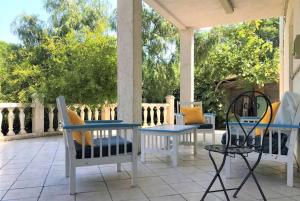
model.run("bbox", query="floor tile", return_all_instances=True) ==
[11,179,45,189]
[149,195,185,201]
[140,184,177,198]
[40,185,69,197]
[76,191,112,201]
[2,187,42,200]
[38,194,75,201]
[110,187,147,201]
[170,182,204,194]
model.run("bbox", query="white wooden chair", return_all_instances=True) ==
[56,96,139,194]
[175,101,216,144]
[225,93,300,187]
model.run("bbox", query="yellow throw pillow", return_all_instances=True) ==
[181,106,205,125]
[67,110,92,145]
[255,102,280,136]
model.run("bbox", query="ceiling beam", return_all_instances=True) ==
[144,0,187,30]
[219,0,234,14]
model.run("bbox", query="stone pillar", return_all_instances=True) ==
[293,0,300,95]
[180,28,194,102]
[279,17,285,99]
[165,95,175,124]
[283,12,294,93]
[117,0,142,124]
[32,99,44,134]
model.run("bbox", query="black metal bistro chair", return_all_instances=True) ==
[201,91,272,201]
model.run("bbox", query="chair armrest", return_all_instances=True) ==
[85,120,123,124]
[63,123,140,131]
[175,113,185,125]
[226,122,300,129]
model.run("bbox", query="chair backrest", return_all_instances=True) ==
[56,96,75,150]
[225,91,272,150]
[56,96,70,127]
[177,101,202,113]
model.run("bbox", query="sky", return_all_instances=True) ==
[0,0,117,44]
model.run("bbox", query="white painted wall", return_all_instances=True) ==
[293,0,300,94]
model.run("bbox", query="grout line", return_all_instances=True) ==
[0,140,48,201]
[36,138,61,201]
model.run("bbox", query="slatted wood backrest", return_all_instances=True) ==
[177,101,202,113]
[56,96,76,153]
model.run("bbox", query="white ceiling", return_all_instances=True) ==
[144,0,287,30]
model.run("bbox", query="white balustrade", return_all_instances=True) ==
[48,106,55,132]
[143,106,148,127]
[80,106,85,121]
[0,103,34,136]
[0,95,175,137]
[7,108,15,136]
[19,107,27,134]
[95,108,99,120]
[141,103,170,127]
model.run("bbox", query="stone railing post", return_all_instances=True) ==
[165,95,175,125]
[101,106,111,120]
[48,106,55,132]
[7,108,15,136]
[19,107,27,134]
[32,99,44,134]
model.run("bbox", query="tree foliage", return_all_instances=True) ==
[194,19,279,123]
[142,5,179,102]
[1,0,116,104]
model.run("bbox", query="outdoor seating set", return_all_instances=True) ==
[57,91,300,201]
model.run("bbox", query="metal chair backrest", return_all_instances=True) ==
[225,91,272,152]
[177,101,202,113]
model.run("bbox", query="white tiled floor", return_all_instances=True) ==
[1,135,300,201]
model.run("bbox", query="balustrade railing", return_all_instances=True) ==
[0,96,174,138]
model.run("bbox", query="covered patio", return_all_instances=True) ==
[2,135,300,201]
[117,0,299,124]
[1,0,300,200]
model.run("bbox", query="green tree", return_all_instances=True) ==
[1,0,116,104]
[142,5,179,102]
[194,18,279,124]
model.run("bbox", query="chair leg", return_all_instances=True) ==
[131,158,138,187]
[65,148,69,177]
[233,155,266,201]
[69,165,76,194]
[212,129,215,144]
[117,163,122,172]
[203,132,206,145]
[287,158,294,187]
[201,152,230,201]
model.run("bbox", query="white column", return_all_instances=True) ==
[293,0,300,95]
[32,99,44,134]
[283,9,294,93]
[279,17,284,99]
[180,28,194,102]
[117,0,142,124]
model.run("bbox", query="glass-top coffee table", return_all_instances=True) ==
[140,125,198,167]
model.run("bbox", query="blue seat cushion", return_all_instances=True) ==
[193,124,213,129]
[221,132,289,155]
[74,136,132,159]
